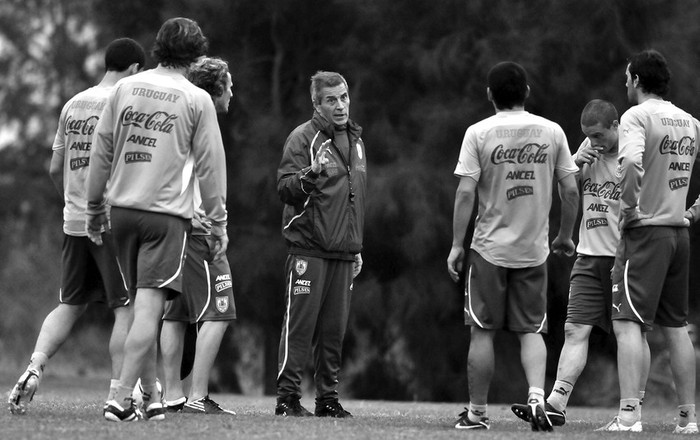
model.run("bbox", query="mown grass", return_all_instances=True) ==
[0,374,689,440]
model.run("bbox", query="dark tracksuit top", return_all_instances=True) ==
[276,111,367,401]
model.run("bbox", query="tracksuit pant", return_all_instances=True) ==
[277,254,353,403]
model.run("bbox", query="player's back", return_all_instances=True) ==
[56,85,112,236]
[95,66,224,220]
[619,99,698,227]
[466,111,576,268]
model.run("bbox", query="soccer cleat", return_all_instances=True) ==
[595,416,642,432]
[673,422,699,434]
[165,397,187,413]
[183,396,235,415]
[454,408,490,430]
[275,395,313,417]
[142,401,166,421]
[103,399,140,422]
[314,400,352,418]
[511,401,566,426]
[8,369,41,415]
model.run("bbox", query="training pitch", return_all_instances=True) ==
[0,374,689,439]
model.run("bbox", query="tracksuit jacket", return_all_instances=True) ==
[277,111,367,260]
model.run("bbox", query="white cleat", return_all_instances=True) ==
[595,416,642,432]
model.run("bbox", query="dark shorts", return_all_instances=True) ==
[566,255,614,333]
[110,207,189,299]
[611,226,689,327]
[464,250,548,333]
[163,235,236,323]
[60,234,129,309]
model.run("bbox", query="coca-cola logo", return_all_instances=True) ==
[491,143,549,165]
[120,106,177,134]
[659,135,695,156]
[581,178,621,200]
[64,115,98,136]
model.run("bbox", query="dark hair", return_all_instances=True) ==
[151,17,208,68]
[105,38,145,72]
[487,62,528,109]
[580,99,618,128]
[628,49,671,97]
[188,57,230,97]
[310,71,348,105]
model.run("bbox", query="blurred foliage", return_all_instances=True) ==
[2,0,700,403]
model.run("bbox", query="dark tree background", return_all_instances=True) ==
[1,0,699,405]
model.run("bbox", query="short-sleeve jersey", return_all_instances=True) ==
[618,99,699,227]
[88,66,227,231]
[454,110,578,268]
[52,85,111,236]
[575,138,620,256]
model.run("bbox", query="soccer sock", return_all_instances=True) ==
[528,386,545,405]
[107,379,120,401]
[114,385,133,408]
[468,403,487,422]
[678,404,696,426]
[547,380,574,411]
[618,398,641,425]
[28,352,48,376]
[141,382,160,405]
[638,390,645,418]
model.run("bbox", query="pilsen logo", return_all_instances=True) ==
[581,178,621,200]
[70,157,89,170]
[491,143,549,165]
[659,135,696,156]
[64,115,98,136]
[506,186,533,200]
[586,217,609,229]
[120,106,177,133]
[124,151,152,163]
[669,177,689,191]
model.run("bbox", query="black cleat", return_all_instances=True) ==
[275,395,313,417]
[314,399,353,418]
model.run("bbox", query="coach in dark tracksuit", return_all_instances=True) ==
[275,71,366,418]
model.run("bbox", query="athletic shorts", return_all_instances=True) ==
[464,250,548,333]
[110,207,189,299]
[611,226,689,328]
[60,234,129,309]
[163,234,236,323]
[566,255,614,333]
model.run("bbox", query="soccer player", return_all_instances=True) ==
[86,18,228,422]
[7,38,145,415]
[598,50,698,433]
[447,61,579,431]
[159,56,236,415]
[275,71,366,418]
[511,99,650,427]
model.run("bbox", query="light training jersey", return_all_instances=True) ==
[574,138,620,257]
[454,110,578,268]
[618,99,700,228]
[88,66,227,234]
[52,85,112,236]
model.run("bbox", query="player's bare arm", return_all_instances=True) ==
[552,173,579,257]
[448,177,477,282]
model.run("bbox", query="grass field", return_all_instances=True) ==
[0,374,690,440]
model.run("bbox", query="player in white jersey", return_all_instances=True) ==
[511,100,649,428]
[447,61,579,431]
[598,50,698,434]
[7,38,145,415]
[160,57,236,415]
[87,18,228,422]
